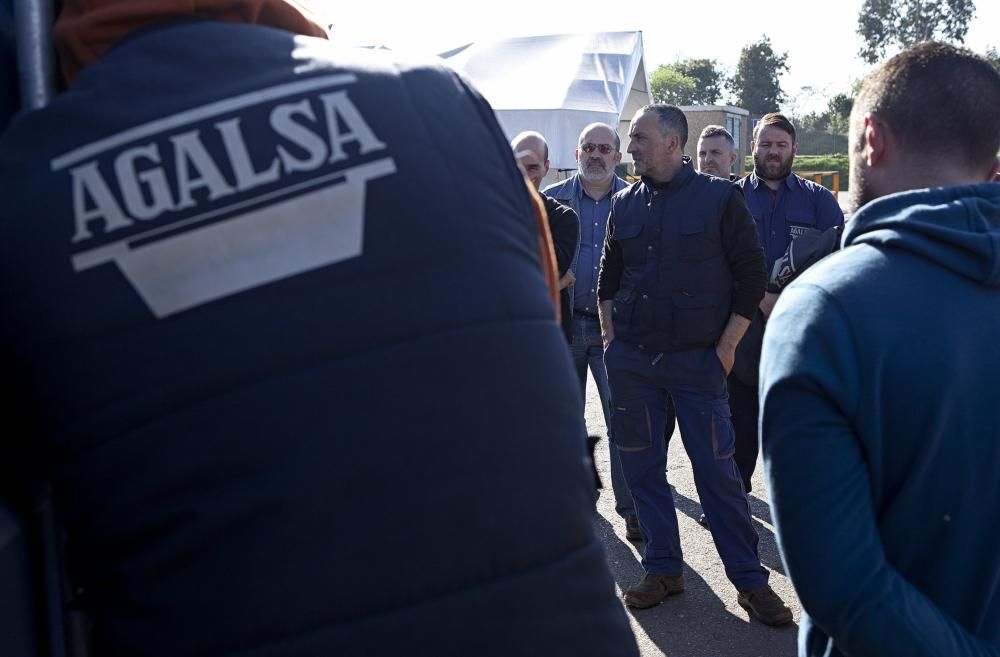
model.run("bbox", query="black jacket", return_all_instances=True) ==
[543,193,580,341]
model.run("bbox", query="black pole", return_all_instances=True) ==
[13,0,55,109]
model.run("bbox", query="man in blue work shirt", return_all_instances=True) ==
[543,123,638,536]
[733,113,843,493]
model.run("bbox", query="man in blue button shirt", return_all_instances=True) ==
[543,123,637,535]
[733,113,843,493]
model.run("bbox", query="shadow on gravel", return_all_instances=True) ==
[593,512,645,592]
[593,513,798,657]
[748,494,773,526]
[671,491,785,576]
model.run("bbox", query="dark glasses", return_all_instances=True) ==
[580,143,616,155]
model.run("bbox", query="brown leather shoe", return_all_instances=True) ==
[623,573,685,609]
[737,585,793,626]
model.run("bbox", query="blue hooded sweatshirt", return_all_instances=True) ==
[759,183,1000,657]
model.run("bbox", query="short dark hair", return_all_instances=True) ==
[639,104,689,148]
[853,42,1000,170]
[699,125,735,149]
[753,113,795,143]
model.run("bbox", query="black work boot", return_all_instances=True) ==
[737,585,794,626]
[623,573,685,609]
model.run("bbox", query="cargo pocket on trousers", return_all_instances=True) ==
[710,400,735,459]
[610,401,652,452]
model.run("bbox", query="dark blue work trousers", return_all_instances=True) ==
[604,339,768,591]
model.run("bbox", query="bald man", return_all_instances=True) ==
[512,131,580,340]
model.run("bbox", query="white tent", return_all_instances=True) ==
[441,31,651,172]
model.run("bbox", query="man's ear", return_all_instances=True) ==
[750,140,757,154]
[729,151,738,167]
[543,160,550,177]
[791,141,799,157]
[864,112,887,167]
[614,151,623,164]
[669,133,682,155]
[575,149,581,162]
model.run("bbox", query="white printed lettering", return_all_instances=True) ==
[216,117,282,191]
[171,130,236,210]
[271,99,329,173]
[115,143,176,220]
[71,162,134,242]
[320,90,387,163]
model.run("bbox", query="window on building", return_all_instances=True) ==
[725,115,743,173]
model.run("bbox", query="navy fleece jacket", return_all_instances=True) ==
[760,184,1000,657]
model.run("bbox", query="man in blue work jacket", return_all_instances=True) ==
[733,113,843,493]
[598,104,792,625]
[543,123,636,533]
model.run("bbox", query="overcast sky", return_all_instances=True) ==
[302,0,998,115]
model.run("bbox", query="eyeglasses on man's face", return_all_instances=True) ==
[580,143,616,155]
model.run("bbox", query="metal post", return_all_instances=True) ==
[13,0,55,109]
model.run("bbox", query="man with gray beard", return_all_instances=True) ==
[544,123,638,537]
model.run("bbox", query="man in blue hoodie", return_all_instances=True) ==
[760,42,1000,657]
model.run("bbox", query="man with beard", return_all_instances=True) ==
[697,125,739,180]
[732,113,843,495]
[512,131,580,341]
[543,123,640,536]
[759,42,1000,656]
[599,105,792,625]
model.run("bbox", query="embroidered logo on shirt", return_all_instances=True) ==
[787,223,815,239]
[53,73,395,318]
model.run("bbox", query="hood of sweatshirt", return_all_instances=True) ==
[844,183,1000,287]
[54,0,327,85]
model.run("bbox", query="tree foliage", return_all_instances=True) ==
[791,92,853,155]
[672,59,725,105]
[825,93,854,135]
[857,0,977,64]
[728,37,788,118]
[986,46,1000,72]
[649,59,726,106]
[649,65,697,105]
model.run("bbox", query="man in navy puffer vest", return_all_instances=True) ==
[599,105,791,625]
[0,1,639,655]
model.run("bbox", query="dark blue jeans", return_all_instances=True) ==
[603,340,768,591]
[569,314,634,518]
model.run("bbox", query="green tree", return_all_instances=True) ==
[986,46,1000,72]
[857,0,976,64]
[825,93,854,135]
[728,37,788,118]
[649,65,697,105]
[672,58,726,105]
